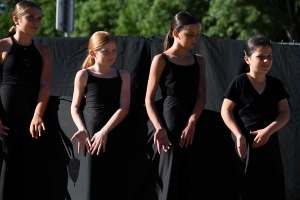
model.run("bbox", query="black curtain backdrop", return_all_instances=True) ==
[0,34,299,200]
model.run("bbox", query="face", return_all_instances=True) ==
[92,41,117,66]
[14,7,42,36]
[174,24,200,49]
[245,45,273,74]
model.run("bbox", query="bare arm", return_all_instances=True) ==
[251,98,290,148]
[221,98,247,158]
[70,69,91,155]
[180,54,206,147]
[90,70,131,155]
[145,54,171,154]
[30,44,52,139]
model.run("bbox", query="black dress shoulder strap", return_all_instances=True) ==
[193,54,199,66]
[161,53,169,62]
[116,69,120,77]
[86,68,92,75]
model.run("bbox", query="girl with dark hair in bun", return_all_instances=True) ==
[221,34,290,200]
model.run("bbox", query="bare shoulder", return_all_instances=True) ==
[0,38,12,64]
[0,38,12,52]
[76,68,88,78]
[118,69,130,80]
[195,53,205,67]
[152,53,166,64]
[34,42,51,58]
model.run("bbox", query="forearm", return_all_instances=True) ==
[187,94,206,125]
[33,84,50,118]
[101,108,129,133]
[145,100,164,130]
[221,110,243,138]
[265,111,290,136]
[71,108,86,131]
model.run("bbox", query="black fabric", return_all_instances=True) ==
[0,34,299,200]
[81,68,126,199]
[223,73,288,200]
[0,38,68,200]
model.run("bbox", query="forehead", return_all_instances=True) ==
[100,41,116,49]
[22,7,42,16]
[182,24,200,32]
[253,45,272,54]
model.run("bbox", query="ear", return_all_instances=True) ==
[12,16,19,25]
[244,55,250,65]
[89,50,95,57]
[173,29,179,38]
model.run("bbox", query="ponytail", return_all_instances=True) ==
[81,55,95,69]
[163,30,174,51]
[7,26,16,37]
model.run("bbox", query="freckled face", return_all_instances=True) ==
[245,45,273,74]
[94,41,117,66]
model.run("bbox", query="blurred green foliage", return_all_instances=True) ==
[0,0,299,42]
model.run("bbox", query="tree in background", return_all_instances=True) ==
[115,0,209,37]
[202,0,299,42]
[0,0,299,42]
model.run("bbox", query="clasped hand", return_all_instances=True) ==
[71,129,108,156]
[250,128,270,148]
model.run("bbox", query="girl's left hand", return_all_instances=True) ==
[90,130,108,155]
[30,115,45,139]
[250,129,270,148]
[179,123,195,148]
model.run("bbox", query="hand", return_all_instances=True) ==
[154,128,171,154]
[236,134,247,158]
[30,115,45,139]
[250,129,270,148]
[90,130,108,155]
[179,123,195,148]
[0,119,9,140]
[71,129,91,156]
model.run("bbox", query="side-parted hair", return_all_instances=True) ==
[82,31,116,69]
[7,0,42,37]
[164,11,199,51]
[238,34,272,74]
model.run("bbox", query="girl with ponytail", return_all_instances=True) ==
[145,11,206,199]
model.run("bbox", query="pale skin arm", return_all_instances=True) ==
[29,44,52,139]
[251,98,290,148]
[90,70,131,155]
[70,69,91,156]
[221,98,247,158]
[179,54,206,148]
[0,39,11,139]
[145,54,171,154]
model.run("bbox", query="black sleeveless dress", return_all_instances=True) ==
[79,69,127,199]
[146,53,200,200]
[0,37,67,200]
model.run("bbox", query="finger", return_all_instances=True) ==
[2,125,9,130]
[38,127,42,137]
[87,140,92,148]
[41,123,46,131]
[97,145,101,155]
[77,142,81,154]
[85,144,91,153]
[157,143,161,154]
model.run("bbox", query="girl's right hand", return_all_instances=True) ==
[0,119,9,140]
[236,134,247,158]
[71,129,91,156]
[154,128,172,154]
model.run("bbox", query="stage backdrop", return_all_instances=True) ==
[1,34,300,200]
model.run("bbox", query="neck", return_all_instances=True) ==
[93,64,111,73]
[13,32,32,46]
[169,44,190,57]
[247,72,266,83]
